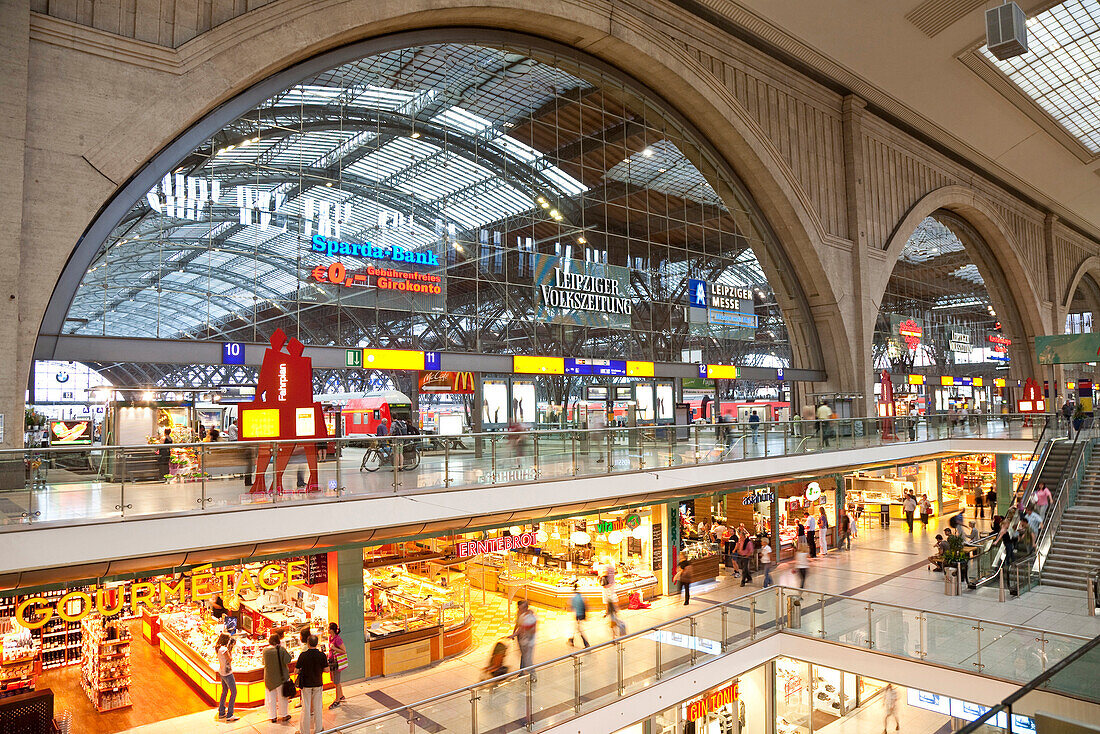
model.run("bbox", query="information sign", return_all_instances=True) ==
[222,342,245,365]
[651,523,663,570]
[305,554,328,586]
[564,358,626,376]
[345,349,362,367]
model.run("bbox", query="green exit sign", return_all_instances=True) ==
[345,349,363,367]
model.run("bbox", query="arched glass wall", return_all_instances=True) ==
[63,42,805,373]
[871,213,1007,378]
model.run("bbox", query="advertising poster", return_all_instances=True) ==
[533,253,633,329]
[636,384,654,421]
[1035,333,1100,364]
[657,384,674,420]
[512,382,536,424]
[49,419,93,446]
[482,382,508,425]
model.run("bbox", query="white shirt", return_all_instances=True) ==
[806,515,817,532]
[816,405,832,420]
[760,546,772,564]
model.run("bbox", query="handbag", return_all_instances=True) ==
[333,649,349,672]
[278,648,296,698]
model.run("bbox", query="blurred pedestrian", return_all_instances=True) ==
[511,600,537,669]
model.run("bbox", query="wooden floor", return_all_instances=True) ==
[42,620,209,734]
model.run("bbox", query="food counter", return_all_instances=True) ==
[466,558,657,609]
[157,612,328,708]
[681,540,721,582]
[364,568,473,675]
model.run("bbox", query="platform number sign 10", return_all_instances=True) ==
[222,341,245,366]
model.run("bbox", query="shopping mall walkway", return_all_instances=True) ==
[120,522,1100,734]
[3,418,1040,526]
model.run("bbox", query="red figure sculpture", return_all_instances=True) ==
[238,329,328,493]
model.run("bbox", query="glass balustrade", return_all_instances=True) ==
[0,414,1047,528]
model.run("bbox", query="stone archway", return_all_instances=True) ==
[876,185,1050,375]
[25,5,858,392]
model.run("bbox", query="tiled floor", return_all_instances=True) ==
[116,522,1099,734]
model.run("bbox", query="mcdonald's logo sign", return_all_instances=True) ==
[419,370,477,394]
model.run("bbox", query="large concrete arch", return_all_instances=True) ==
[25,0,856,396]
[874,185,1050,375]
[1062,256,1100,315]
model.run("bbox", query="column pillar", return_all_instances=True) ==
[842,95,877,410]
[330,549,365,680]
[1043,213,1065,398]
[995,454,1014,516]
[0,0,29,447]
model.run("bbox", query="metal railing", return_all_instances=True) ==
[316,584,1089,734]
[0,413,1047,530]
[955,631,1100,733]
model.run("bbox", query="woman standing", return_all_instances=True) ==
[817,506,829,556]
[262,633,292,723]
[327,622,348,708]
[215,633,238,722]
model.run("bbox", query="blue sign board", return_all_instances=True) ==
[564,358,626,376]
[688,279,708,308]
[776,368,784,382]
[222,342,245,365]
[424,351,441,370]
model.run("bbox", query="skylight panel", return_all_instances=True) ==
[979,0,1100,154]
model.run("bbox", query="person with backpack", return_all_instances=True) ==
[735,530,755,586]
[568,583,589,648]
[390,416,408,470]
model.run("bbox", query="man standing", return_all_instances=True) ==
[748,410,761,445]
[839,507,852,550]
[511,600,537,669]
[805,511,818,558]
[903,492,917,533]
[816,402,833,446]
[735,530,755,586]
[295,635,328,734]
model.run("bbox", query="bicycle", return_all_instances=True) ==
[360,440,422,472]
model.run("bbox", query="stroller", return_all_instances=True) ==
[482,637,511,680]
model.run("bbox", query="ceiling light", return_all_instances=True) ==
[540,201,550,209]
[549,209,560,218]
[325,182,333,187]
[239,138,251,148]
[577,237,587,244]
[642,148,654,157]
[142,391,154,401]
[410,131,421,139]
[657,168,667,173]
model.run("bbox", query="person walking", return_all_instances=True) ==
[759,539,773,588]
[986,488,997,518]
[805,511,818,558]
[839,508,852,551]
[748,410,761,445]
[511,600,538,669]
[158,427,173,481]
[975,488,985,519]
[1034,483,1052,520]
[903,492,917,533]
[327,622,348,709]
[918,494,932,528]
[568,583,590,648]
[295,635,328,734]
[262,633,292,723]
[215,633,238,722]
[675,560,693,605]
[735,530,755,586]
[817,506,829,556]
[795,541,810,589]
[883,683,900,732]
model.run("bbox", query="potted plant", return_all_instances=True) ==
[941,534,968,594]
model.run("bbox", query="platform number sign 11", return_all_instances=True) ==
[222,341,245,366]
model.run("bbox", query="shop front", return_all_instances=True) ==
[941,454,996,515]
[0,555,339,731]
[774,477,840,560]
[845,461,939,523]
[639,656,885,734]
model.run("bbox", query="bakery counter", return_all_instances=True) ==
[365,617,474,676]
[515,576,658,611]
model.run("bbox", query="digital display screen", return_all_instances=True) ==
[49,420,93,445]
[564,358,626,376]
[614,386,633,401]
[363,349,425,371]
[586,386,608,401]
[513,355,565,374]
[295,408,316,437]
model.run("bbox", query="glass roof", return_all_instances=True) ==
[61,42,795,372]
[980,0,1100,154]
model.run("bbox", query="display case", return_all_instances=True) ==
[364,568,473,674]
[467,553,657,609]
[681,540,721,582]
[79,616,132,712]
[157,609,323,708]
